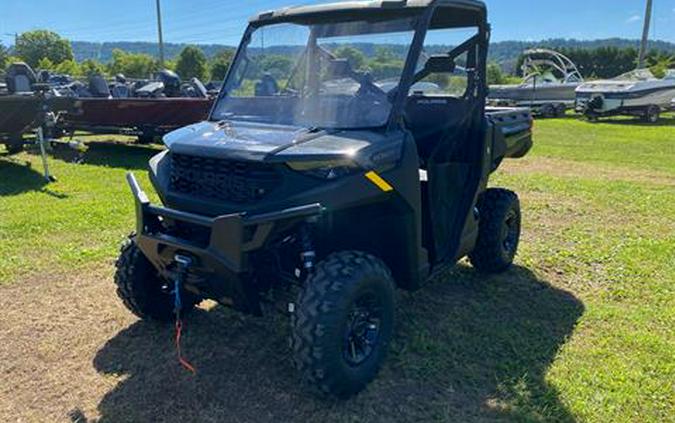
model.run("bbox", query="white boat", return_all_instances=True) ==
[575,69,675,123]
[488,49,584,117]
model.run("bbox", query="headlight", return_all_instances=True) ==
[287,159,361,179]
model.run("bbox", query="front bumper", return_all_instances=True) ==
[126,172,322,312]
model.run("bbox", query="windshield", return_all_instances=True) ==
[613,69,656,81]
[212,18,417,129]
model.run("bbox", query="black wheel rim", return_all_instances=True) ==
[343,292,382,367]
[501,208,519,256]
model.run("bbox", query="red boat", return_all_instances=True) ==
[59,97,214,142]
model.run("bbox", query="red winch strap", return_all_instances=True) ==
[175,318,196,374]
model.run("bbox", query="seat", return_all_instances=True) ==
[89,75,111,98]
[5,62,37,94]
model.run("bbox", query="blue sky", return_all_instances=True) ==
[1,0,674,47]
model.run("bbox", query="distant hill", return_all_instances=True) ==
[71,38,675,73]
[70,41,235,63]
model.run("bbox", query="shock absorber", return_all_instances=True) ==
[299,220,317,273]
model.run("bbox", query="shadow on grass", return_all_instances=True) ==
[571,113,675,127]
[0,156,49,196]
[47,140,162,171]
[90,265,583,422]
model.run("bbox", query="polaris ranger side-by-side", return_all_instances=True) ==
[115,0,533,398]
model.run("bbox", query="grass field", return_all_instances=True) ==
[0,114,673,422]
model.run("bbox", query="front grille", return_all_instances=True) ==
[169,153,281,204]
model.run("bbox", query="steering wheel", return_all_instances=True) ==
[355,73,388,99]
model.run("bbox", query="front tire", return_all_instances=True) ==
[114,234,199,321]
[292,251,395,398]
[469,188,521,273]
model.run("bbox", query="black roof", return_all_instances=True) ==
[250,0,487,27]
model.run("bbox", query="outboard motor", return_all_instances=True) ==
[115,73,127,84]
[89,74,111,98]
[5,62,37,94]
[37,70,51,83]
[157,69,181,97]
[189,77,208,98]
[135,81,165,98]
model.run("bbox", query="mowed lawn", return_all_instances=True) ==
[0,115,673,422]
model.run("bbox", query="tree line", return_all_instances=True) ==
[1,30,673,85]
[0,30,235,82]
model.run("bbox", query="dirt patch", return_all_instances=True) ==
[0,263,583,422]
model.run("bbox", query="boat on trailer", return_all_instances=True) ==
[488,49,584,118]
[55,69,215,143]
[575,69,675,123]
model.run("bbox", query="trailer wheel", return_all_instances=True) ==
[4,133,24,154]
[114,234,199,321]
[643,105,660,124]
[541,103,556,118]
[469,188,521,273]
[555,103,567,117]
[291,251,395,398]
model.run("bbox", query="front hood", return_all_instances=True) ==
[163,120,384,162]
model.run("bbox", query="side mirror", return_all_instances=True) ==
[424,55,456,74]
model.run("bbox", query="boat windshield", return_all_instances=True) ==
[212,18,417,129]
[613,69,656,81]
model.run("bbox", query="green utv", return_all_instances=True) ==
[116,0,533,398]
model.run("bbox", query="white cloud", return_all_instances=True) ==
[626,15,641,23]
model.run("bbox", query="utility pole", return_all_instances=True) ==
[3,32,18,47]
[637,0,653,69]
[155,0,165,68]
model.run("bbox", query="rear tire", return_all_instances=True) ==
[291,251,395,398]
[114,234,199,321]
[469,188,521,273]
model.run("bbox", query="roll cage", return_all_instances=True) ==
[213,0,490,131]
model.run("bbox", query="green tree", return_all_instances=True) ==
[487,62,506,85]
[54,59,79,76]
[259,54,293,80]
[210,49,235,81]
[0,43,7,70]
[108,49,159,79]
[15,30,73,69]
[80,59,107,77]
[373,46,396,63]
[334,46,367,70]
[37,57,55,71]
[646,50,674,78]
[175,45,208,80]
